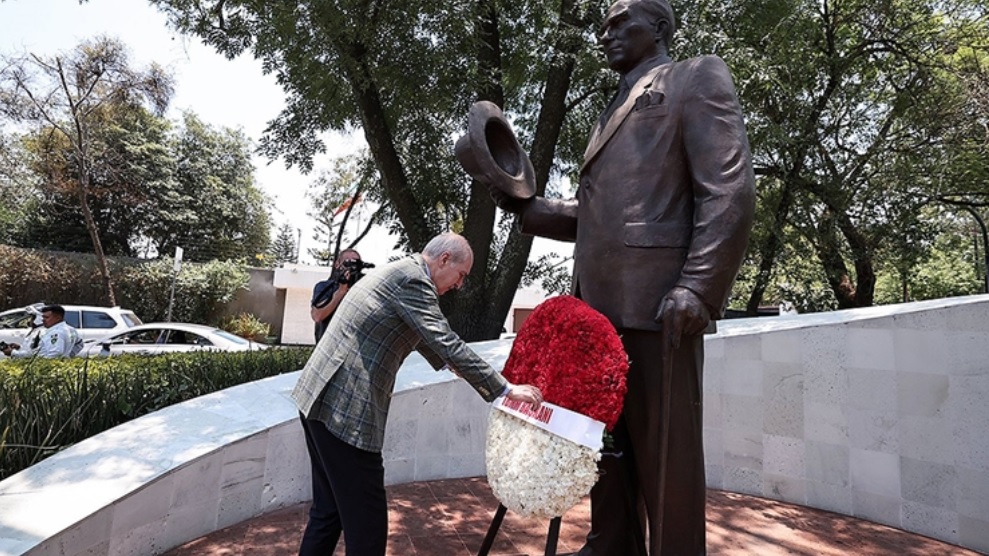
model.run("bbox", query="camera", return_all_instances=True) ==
[339,259,375,286]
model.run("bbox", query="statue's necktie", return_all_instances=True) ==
[599,77,631,129]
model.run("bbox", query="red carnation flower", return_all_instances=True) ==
[502,295,628,430]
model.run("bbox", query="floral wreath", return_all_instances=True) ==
[486,295,629,518]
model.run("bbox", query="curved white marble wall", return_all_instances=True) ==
[1,296,987,555]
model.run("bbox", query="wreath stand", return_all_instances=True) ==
[477,503,563,556]
[476,455,647,556]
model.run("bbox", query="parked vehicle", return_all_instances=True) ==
[0,304,143,346]
[78,323,267,357]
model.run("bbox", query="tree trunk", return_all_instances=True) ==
[79,189,116,306]
[746,182,794,314]
[449,0,585,341]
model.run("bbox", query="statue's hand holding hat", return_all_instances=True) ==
[455,101,536,211]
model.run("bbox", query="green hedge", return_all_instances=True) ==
[0,347,312,480]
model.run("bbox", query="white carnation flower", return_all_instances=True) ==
[485,409,600,519]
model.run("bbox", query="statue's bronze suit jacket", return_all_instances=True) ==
[521,55,756,330]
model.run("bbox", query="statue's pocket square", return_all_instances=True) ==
[633,91,668,116]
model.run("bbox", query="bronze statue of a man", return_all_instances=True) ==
[484,0,756,553]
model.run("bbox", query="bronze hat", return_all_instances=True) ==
[454,101,536,200]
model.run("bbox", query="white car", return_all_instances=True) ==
[79,323,267,357]
[0,304,142,346]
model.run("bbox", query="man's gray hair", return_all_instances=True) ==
[422,232,472,262]
[640,0,676,47]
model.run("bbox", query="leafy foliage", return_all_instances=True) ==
[0,347,312,480]
[0,245,250,326]
[0,36,174,305]
[220,312,273,342]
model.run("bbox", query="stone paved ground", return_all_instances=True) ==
[164,477,983,556]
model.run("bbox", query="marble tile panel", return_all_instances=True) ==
[66,539,110,556]
[158,498,219,554]
[945,301,989,331]
[702,427,723,467]
[220,434,268,492]
[384,458,416,486]
[704,336,725,360]
[383,419,417,460]
[415,455,453,482]
[724,334,761,361]
[846,328,896,371]
[898,415,954,466]
[847,408,898,453]
[891,305,948,330]
[763,435,804,478]
[170,455,222,509]
[901,457,957,510]
[50,505,112,556]
[957,467,989,520]
[447,453,485,479]
[703,354,725,396]
[949,375,989,472]
[110,475,174,537]
[849,448,899,498]
[805,480,852,515]
[705,464,724,489]
[848,367,896,413]
[804,401,848,445]
[107,517,167,556]
[388,388,423,421]
[851,490,901,530]
[901,501,959,545]
[415,417,451,458]
[702,393,723,429]
[801,343,850,407]
[804,441,849,487]
[946,330,989,376]
[897,372,949,418]
[762,363,803,439]
[417,384,453,420]
[722,359,763,397]
[722,466,761,496]
[262,422,309,508]
[893,328,949,375]
[216,477,263,530]
[958,514,989,556]
[761,329,803,364]
[762,473,806,504]
[723,428,762,471]
[722,394,763,431]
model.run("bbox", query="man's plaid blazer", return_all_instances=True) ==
[291,254,508,452]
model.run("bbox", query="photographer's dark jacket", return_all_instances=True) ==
[311,276,341,341]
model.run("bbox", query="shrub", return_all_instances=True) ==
[221,312,272,342]
[0,347,312,480]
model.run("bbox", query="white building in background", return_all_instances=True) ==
[272,264,549,345]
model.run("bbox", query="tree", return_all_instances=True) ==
[14,103,174,256]
[0,36,173,304]
[147,0,611,340]
[677,0,989,311]
[306,153,381,265]
[268,223,299,267]
[146,111,271,262]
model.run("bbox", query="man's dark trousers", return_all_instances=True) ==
[578,329,706,555]
[298,416,388,556]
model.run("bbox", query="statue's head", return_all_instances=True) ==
[599,0,676,73]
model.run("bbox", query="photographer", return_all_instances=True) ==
[310,249,366,342]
